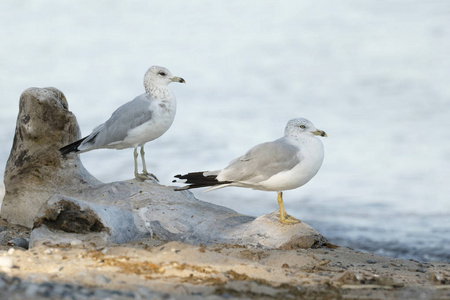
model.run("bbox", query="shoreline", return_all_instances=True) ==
[1,219,449,299]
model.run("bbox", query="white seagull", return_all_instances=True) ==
[60,66,185,181]
[174,118,327,224]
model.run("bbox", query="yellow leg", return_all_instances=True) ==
[277,192,286,222]
[277,192,301,224]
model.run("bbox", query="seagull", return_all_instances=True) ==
[173,118,327,224]
[60,66,185,181]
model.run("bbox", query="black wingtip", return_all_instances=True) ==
[59,144,79,156]
[59,136,87,156]
[172,171,231,191]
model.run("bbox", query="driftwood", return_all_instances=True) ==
[1,87,327,249]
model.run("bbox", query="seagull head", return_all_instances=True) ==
[284,118,327,139]
[144,66,185,92]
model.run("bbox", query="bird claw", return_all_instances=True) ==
[280,213,301,225]
[135,172,159,182]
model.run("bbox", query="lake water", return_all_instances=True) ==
[1,0,449,262]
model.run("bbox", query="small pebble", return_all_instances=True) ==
[70,240,82,246]
[7,237,29,249]
[0,257,13,270]
[366,260,377,264]
[416,268,426,273]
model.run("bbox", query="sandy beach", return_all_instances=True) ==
[1,218,449,299]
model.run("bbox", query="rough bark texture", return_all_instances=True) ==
[2,87,327,250]
[1,87,100,227]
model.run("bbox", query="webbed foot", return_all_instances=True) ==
[135,172,159,182]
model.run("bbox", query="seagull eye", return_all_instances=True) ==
[158,71,167,76]
[300,125,306,129]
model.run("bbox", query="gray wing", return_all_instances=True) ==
[80,94,153,149]
[217,138,301,183]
